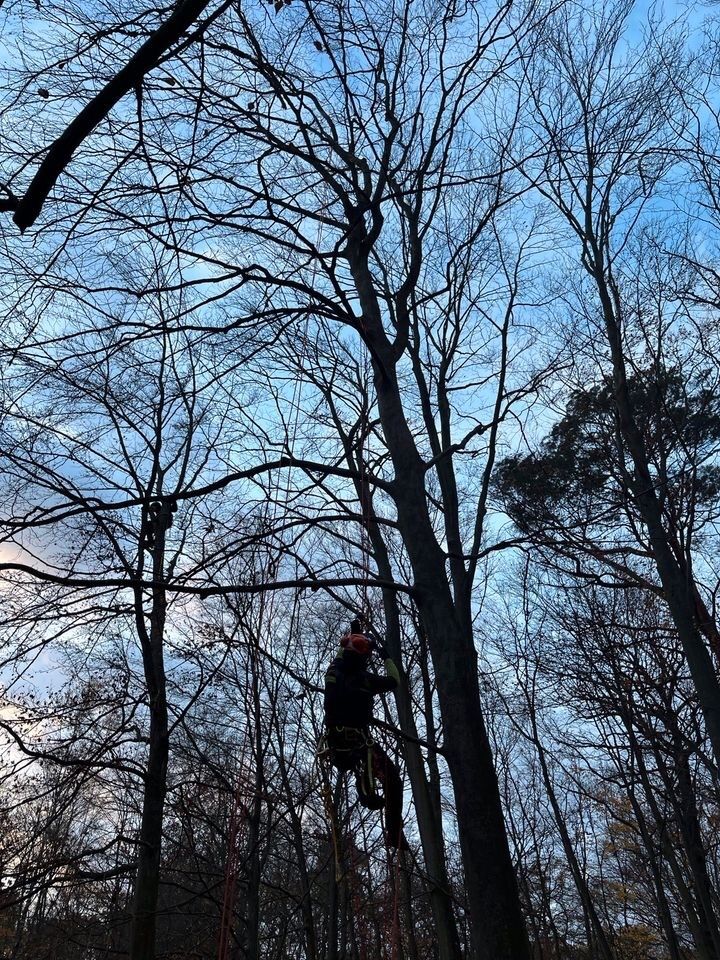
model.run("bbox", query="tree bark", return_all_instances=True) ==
[348,241,530,960]
[621,773,686,960]
[242,642,265,960]
[621,714,716,960]
[662,732,720,956]
[327,776,343,960]
[129,502,172,960]
[364,491,463,960]
[273,722,318,960]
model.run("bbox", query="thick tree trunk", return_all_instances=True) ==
[129,712,168,959]
[327,776,343,960]
[130,502,172,960]
[348,243,530,960]
[243,646,265,960]
[242,795,262,960]
[368,508,463,960]
[418,596,530,960]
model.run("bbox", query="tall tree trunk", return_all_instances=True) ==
[591,260,720,769]
[130,501,172,960]
[391,464,528,960]
[377,442,522,951]
[621,772,684,960]
[416,624,444,830]
[349,241,529,960]
[662,735,720,957]
[327,776,343,960]
[365,494,462,960]
[399,858,421,960]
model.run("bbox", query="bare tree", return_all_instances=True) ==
[508,0,720,767]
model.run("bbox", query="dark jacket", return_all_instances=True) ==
[324,649,399,729]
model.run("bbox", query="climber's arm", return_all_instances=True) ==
[367,657,400,693]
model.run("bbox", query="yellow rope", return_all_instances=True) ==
[316,742,342,883]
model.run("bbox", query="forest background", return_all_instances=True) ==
[1,0,720,958]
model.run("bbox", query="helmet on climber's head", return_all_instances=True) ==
[340,618,374,659]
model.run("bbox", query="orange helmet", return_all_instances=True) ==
[340,631,373,656]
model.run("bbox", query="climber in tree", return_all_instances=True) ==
[323,616,407,849]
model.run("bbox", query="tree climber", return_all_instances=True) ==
[323,617,408,849]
